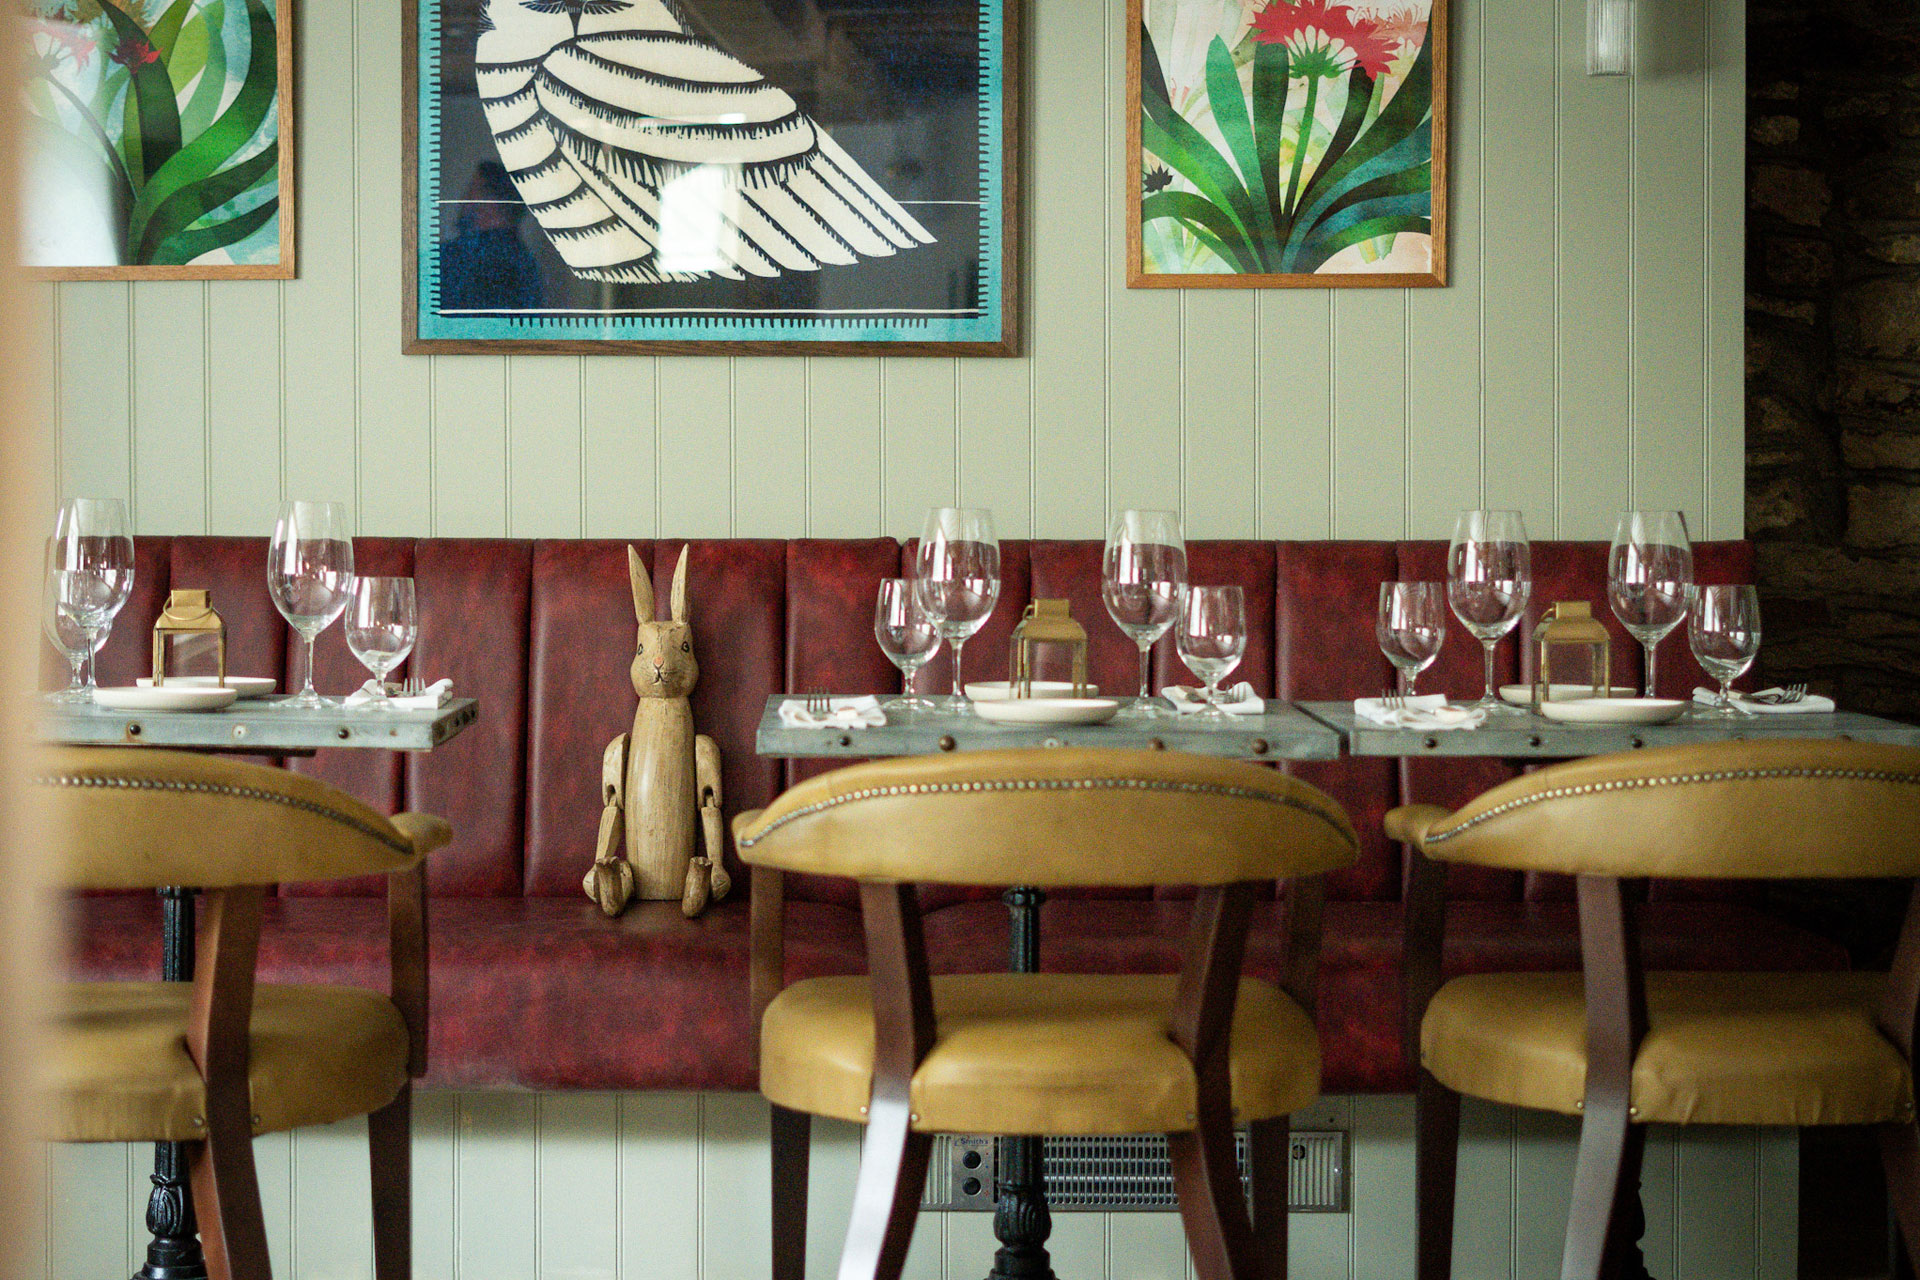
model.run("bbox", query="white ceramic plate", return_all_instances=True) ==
[972,698,1119,726]
[965,681,1099,702]
[136,675,276,698]
[95,686,240,712]
[1536,698,1688,726]
[1499,684,1638,705]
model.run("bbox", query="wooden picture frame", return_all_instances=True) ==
[21,0,295,281]
[402,0,1022,356]
[1126,0,1447,289]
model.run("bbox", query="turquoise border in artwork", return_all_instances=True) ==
[415,0,1004,346]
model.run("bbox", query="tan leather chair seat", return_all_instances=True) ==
[46,981,411,1144]
[1423,970,1915,1127]
[762,973,1320,1135]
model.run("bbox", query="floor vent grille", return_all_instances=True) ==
[922,1130,1347,1214]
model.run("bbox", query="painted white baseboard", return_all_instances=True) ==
[29,1093,1795,1280]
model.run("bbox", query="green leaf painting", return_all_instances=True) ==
[1134,0,1442,283]
[21,0,285,271]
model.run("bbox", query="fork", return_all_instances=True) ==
[400,676,426,698]
[806,690,832,716]
[1749,683,1808,706]
[1378,688,1406,713]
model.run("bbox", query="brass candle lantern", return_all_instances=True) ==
[151,590,227,687]
[1008,599,1089,698]
[1531,601,1611,707]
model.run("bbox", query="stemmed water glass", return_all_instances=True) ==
[914,508,1000,713]
[1689,585,1761,717]
[1176,586,1246,720]
[875,578,940,713]
[1608,511,1693,698]
[1447,510,1531,715]
[43,564,102,702]
[1103,509,1187,720]
[345,577,418,710]
[268,501,356,708]
[1378,582,1446,696]
[49,498,135,701]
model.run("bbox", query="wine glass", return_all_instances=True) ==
[49,498,134,700]
[345,577,418,711]
[268,501,355,708]
[874,578,941,713]
[1176,586,1246,720]
[1103,509,1187,720]
[1378,582,1446,696]
[1609,511,1694,698]
[42,565,102,702]
[1688,585,1761,717]
[914,508,1000,713]
[1447,510,1531,715]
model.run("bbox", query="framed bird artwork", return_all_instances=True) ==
[404,0,1021,355]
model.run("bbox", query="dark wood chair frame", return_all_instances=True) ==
[751,866,1329,1280]
[148,861,428,1280]
[1403,851,1920,1280]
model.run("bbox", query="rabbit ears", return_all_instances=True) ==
[627,545,690,625]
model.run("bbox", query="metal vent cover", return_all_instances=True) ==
[923,1130,1347,1214]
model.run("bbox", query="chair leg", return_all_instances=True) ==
[835,1096,932,1280]
[772,1104,812,1280]
[188,1109,272,1280]
[1880,1120,1920,1275]
[1170,1117,1258,1280]
[1561,1101,1637,1280]
[1246,1116,1289,1280]
[369,1084,412,1280]
[1415,1071,1461,1280]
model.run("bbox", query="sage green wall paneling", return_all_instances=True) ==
[1451,1099,1516,1279]
[1407,0,1485,536]
[45,1142,127,1278]
[1630,0,1710,522]
[433,358,509,536]
[537,1092,620,1278]
[583,360,658,539]
[618,1091,700,1279]
[508,358,585,538]
[1029,0,1110,541]
[957,361,1032,538]
[57,282,131,511]
[413,1090,459,1280]
[1477,0,1556,531]
[1705,0,1747,541]
[1107,1206,1190,1280]
[355,0,434,537]
[807,360,884,538]
[1255,292,1334,540]
[1286,1095,1353,1280]
[882,359,960,536]
[1756,1126,1799,1280]
[1554,0,1633,539]
[132,282,208,534]
[457,1092,540,1275]
[733,358,809,538]
[1509,1106,1580,1277]
[1349,1094,1418,1276]
[1183,293,1259,539]
[655,358,734,538]
[1640,1126,1680,1278]
[700,1092,773,1280]
[292,1116,374,1275]
[205,285,284,535]
[1676,1127,1759,1279]
[1331,292,1409,540]
[1047,1210,1108,1279]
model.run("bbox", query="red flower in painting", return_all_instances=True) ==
[1251,0,1397,77]
[108,35,160,68]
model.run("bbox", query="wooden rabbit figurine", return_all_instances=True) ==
[584,546,731,918]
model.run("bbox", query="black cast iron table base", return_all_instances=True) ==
[986,886,1054,1280]
[137,887,207,1279]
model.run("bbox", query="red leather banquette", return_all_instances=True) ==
[63,537,1844,1094]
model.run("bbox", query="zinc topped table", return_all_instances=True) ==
[40,695,479,1280]
[758,695,1339,1280]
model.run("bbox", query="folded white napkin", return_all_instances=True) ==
[1164,683,1265,715]
[778,695,886,730]
[344,678,453,710]
[1353,694,1487,731]
[1691,687,1836,715]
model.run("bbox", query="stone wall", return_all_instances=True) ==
[1748,0,1920,718]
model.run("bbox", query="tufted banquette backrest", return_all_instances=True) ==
[83,537,1752,905]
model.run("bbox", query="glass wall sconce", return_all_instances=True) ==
[1587,0,1632,75]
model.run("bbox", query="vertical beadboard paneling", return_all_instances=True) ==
[46,1142,128,1277]
[57,282,131,507]
[1754,1127,1798,1280]
[292,1117,375,1279]
[735,357,808,537]
[1182,294,1258,539]
[1675,1126,1759,1280]
[1349,1094,1417,1278]
[204,285,285,533]
[457,1093,540,1275]
[1047,1210,1108,1278]
[1509,1106,1579,1277]
[1477,0,1556,532]
[1451,1099,1515,1280]
[882,359,959,537]
[1703,0,1747,540]
[131,282,208,533]
[1640,1125,1680,1278]
[1330,293,1409,540]
[538,1093,620,1280]
[618,1092,700,1280]
[1107,1209,1189,1280]
[956,361,1031,537]
[253,1130,295,1271]
[1286,1096,1352,1280]
[434,358,510,536]
[583,359,658,538]
[1255,292,1334,540]
[508,358,585,538]
[414,1088,460,1280]
[700,1093,772,1280]
[806,360,883,537]
[655,358,734,537]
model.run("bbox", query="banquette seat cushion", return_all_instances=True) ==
[62,535,1847,1093]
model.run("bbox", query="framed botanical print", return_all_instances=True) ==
[1127,0,1446,288]
[404,0,1020,355]
[21,0,294,279]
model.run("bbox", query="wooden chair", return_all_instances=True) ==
[1390,738,1920,1280]
[735,747,1358,1280]
[37,746,452,1280]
